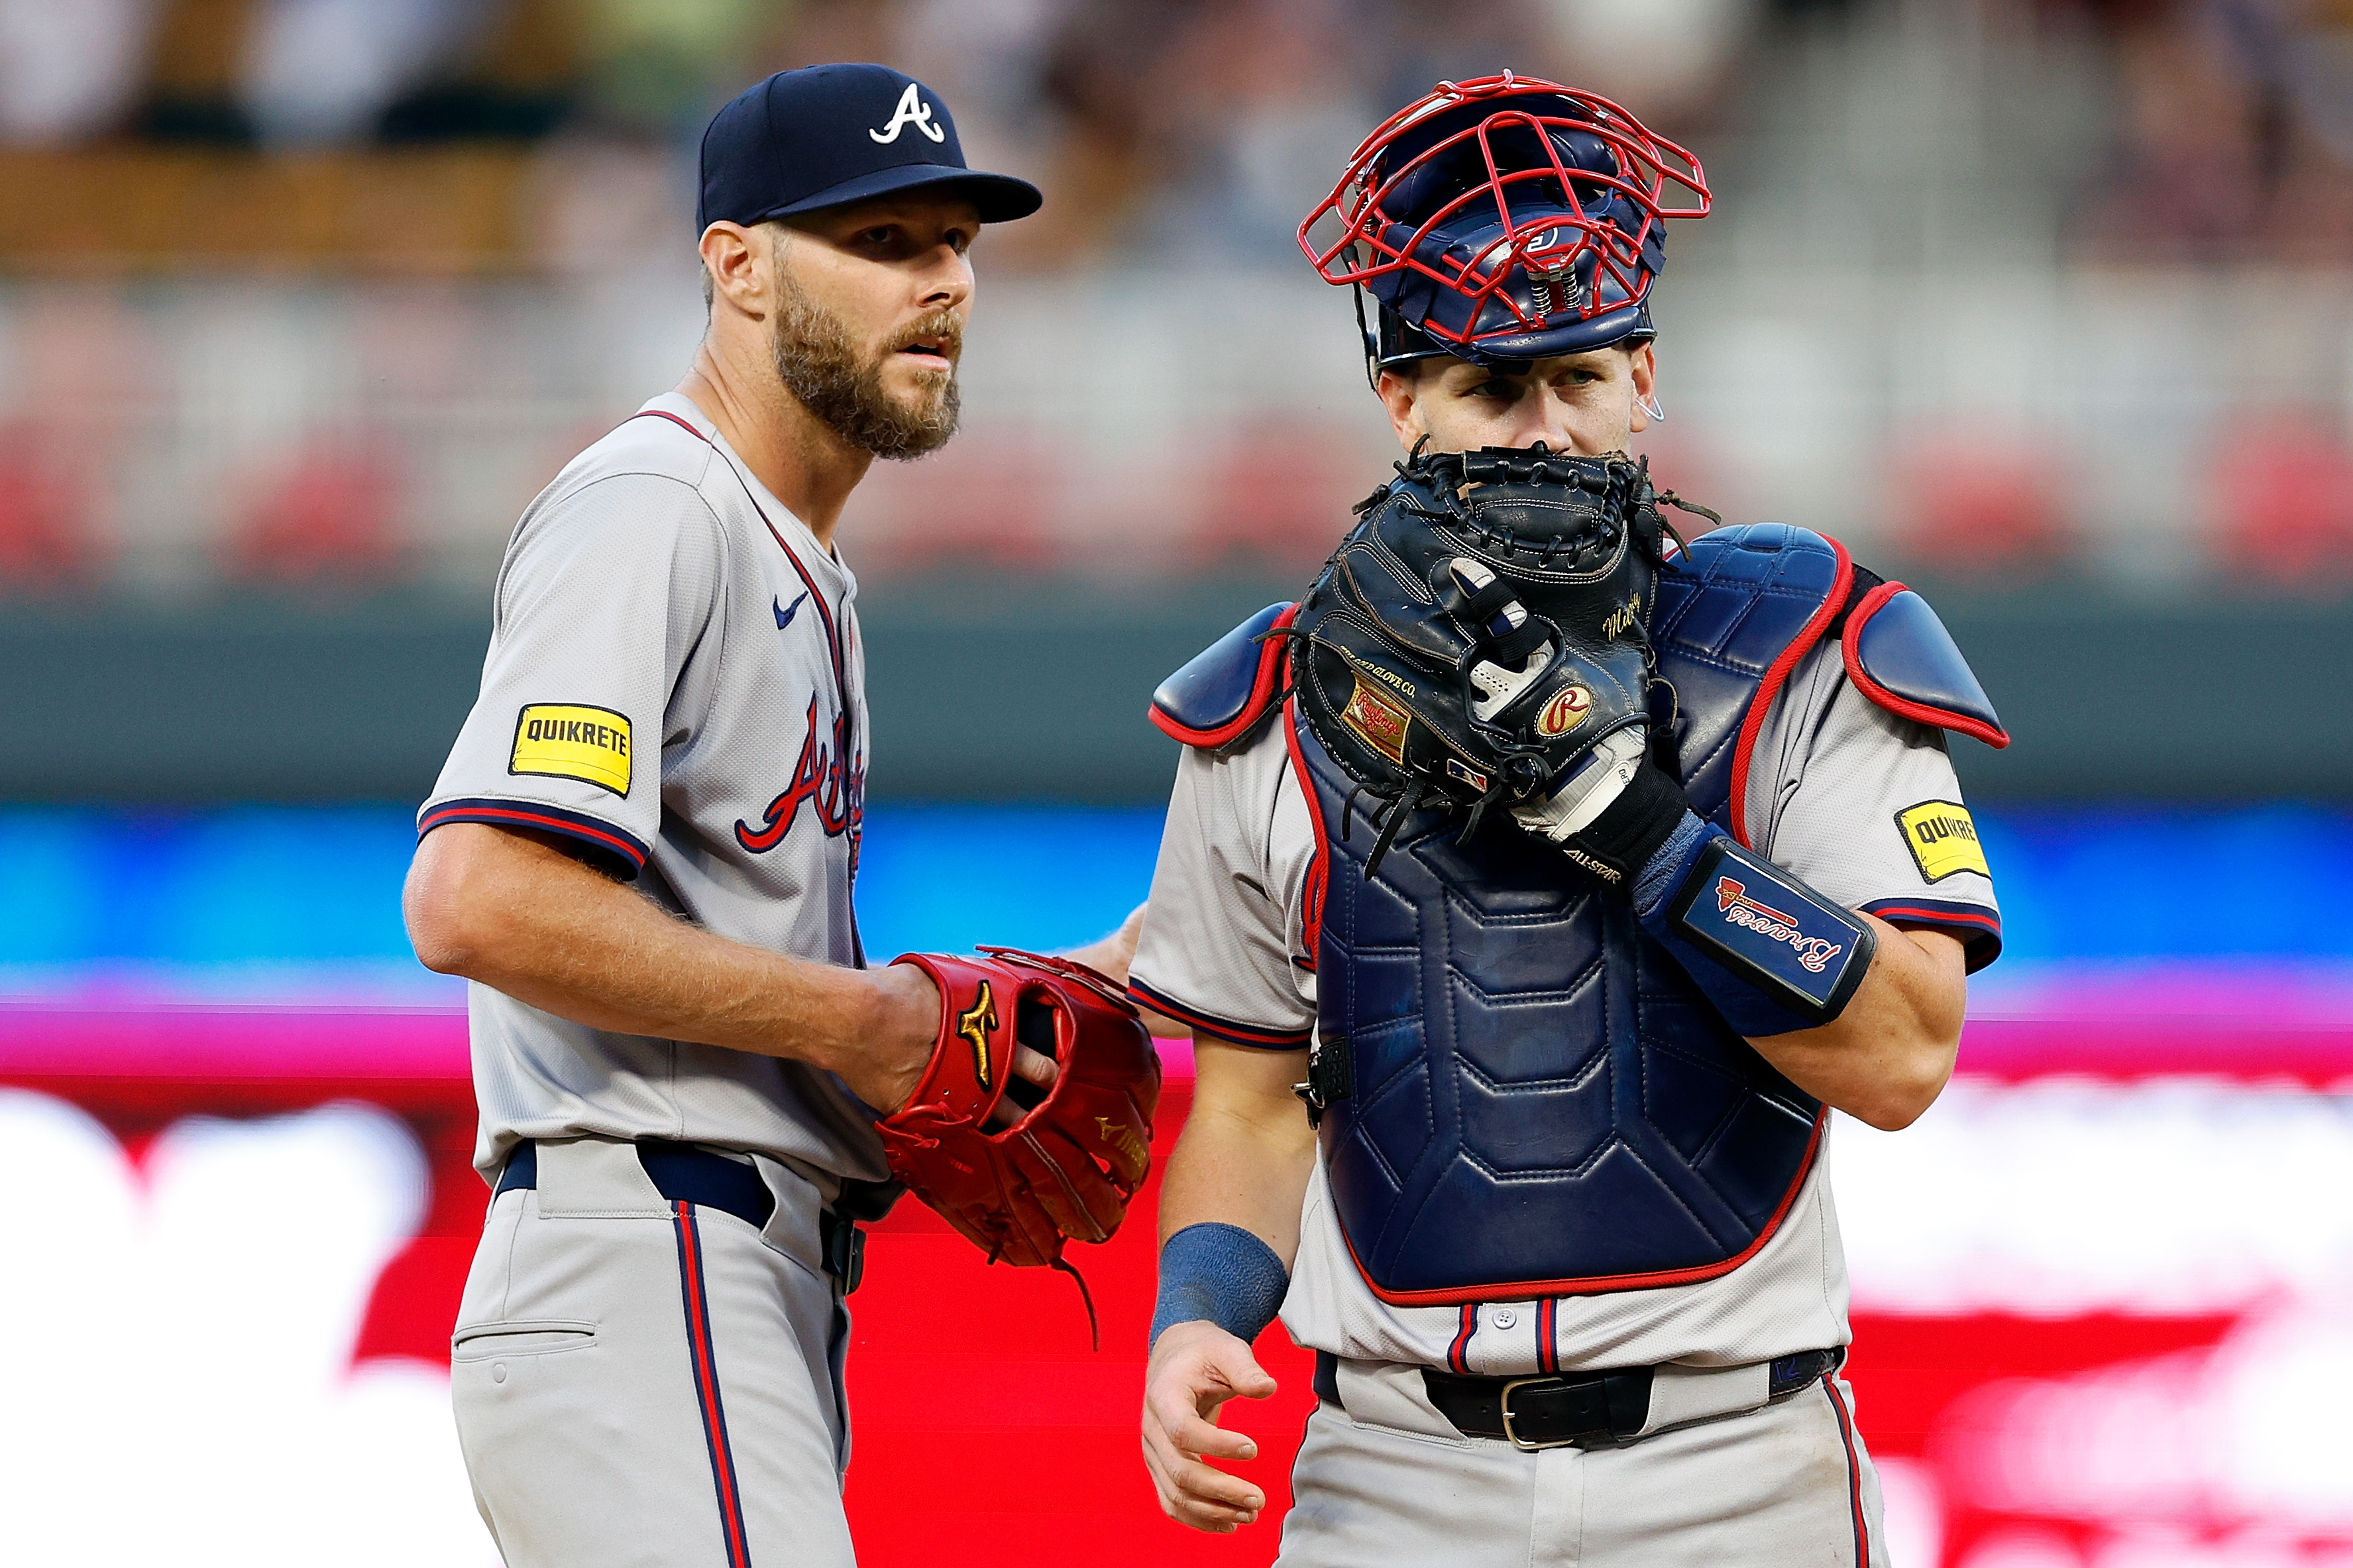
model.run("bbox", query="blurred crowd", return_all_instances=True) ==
[2053,0,2353,262]
[0,0,2342,268]
[0,0,2345,598]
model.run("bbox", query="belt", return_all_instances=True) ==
[1314,1346,1845,1451]
[496,1139,865,1292]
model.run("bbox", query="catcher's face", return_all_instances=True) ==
[1378,342,1658,459]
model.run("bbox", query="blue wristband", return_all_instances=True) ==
[1634,813,1877,1037]
[1150,1222,1290,1350]
[1632,810,1716,916]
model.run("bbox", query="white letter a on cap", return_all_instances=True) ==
[869,83,945,144]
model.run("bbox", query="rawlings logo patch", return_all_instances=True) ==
[1896,801,1989,883]
[1715,877,1845,974]
[1342,677,1411,765]
[954,982,998,1088]
[509,704,632,796]
[1535,686,1593,737]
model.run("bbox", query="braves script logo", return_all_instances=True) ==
[1716,876,1844,973]
[955,982,997,1089]
[735,694,865,852]
[869,83,945,144]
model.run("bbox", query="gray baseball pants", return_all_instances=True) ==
[1278,1359,1890,1567]
[449,1136,855,1568]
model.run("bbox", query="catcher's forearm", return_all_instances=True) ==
[1158,1038,1318,1261]
[1738,919,1966,1133]
[1613,811,1964,1130]
[406,823,932,1093]
[1152,1037,1317,1345]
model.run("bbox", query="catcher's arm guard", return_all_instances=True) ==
[878,948,1161,1270]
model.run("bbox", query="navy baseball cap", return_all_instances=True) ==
[697,64,1042,232]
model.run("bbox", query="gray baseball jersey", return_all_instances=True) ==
[421,393,887,1187]
[1129,640,1999,1373]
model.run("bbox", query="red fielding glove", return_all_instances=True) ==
[877,947,1162,1271]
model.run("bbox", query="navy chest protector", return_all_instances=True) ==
[1150,525,2005,1306]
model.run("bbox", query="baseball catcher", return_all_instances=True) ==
[1129,71,2008,1563]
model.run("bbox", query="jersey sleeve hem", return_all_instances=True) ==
[1859,895,2001,972]
[1128,976,1313,1050]
[417,796,651,880]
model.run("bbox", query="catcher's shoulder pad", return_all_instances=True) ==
[1653,523,1849,673]
[1839,580,2009,749]
[1150,601,1297,750]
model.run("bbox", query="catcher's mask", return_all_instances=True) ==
[1298,72,1710,383]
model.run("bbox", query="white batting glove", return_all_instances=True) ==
[1510,725,1649,843]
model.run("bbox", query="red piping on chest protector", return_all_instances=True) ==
[1839,580,2011,749]
[1283,698,1335,961]
[1334,1106,1827,1306]
[1726,539,1853,849]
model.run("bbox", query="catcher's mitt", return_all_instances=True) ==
[878,947,1160,1281]
[1289,443,1684,873]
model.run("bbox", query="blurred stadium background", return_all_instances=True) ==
[0,1,2349,1564]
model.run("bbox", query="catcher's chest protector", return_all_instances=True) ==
[1291,523,1851,1305]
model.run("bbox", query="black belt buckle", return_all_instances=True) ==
[820,1209,865,1294]
[1497,1377,1561,1452]
[1498,1371,1648,1451]
[1425,1364,1653,1451]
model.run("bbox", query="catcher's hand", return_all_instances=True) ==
[1508,724,1694,890]
[1289,444,1676,874]
[1142,1320,1276,1534]
[877,947,1161,1269]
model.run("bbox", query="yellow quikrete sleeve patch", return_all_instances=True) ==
[510,704,633,796]
[1896,800,1989,882]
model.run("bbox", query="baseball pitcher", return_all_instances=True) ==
[404,65,1158,1568]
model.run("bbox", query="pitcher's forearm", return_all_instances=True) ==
[406,823,933,1089]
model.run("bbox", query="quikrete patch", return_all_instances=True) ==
[510,704,633,796]
[1896,800,1988,882]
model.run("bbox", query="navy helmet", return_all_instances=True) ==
[1299,73,1710,381]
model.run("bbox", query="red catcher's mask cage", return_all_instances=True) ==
[1298,72,1712,356]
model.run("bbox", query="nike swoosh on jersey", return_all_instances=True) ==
[773,591,809,629]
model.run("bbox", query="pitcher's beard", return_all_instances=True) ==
[770,278,960,460]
